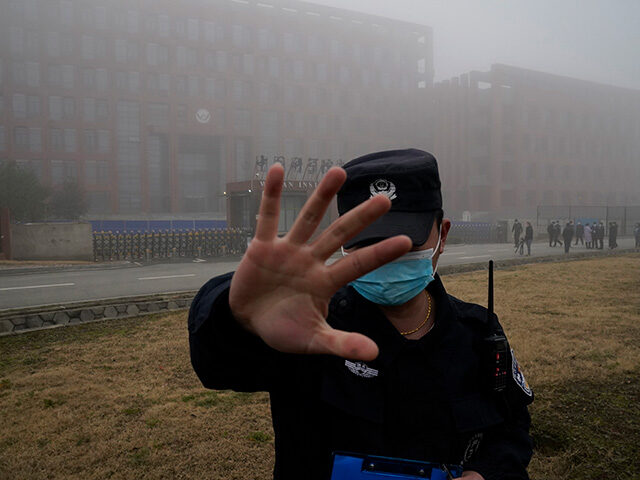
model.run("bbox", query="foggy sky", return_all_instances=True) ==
[310,0,640,90]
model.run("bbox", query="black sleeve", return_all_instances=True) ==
[188,272,283,392]
[465,347,534,480]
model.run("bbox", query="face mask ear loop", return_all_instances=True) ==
[341,246,348,257]
[431,224,443,273]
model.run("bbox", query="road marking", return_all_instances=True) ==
[459,255,492,259]
[487,249,507,252]
[137,274,196,281]
[0,283,75,291]
[441,252,465,256]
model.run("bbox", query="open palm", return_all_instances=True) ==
[229,163,411,361]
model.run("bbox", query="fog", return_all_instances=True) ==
[0,0,639,233]
[313,0,640,90]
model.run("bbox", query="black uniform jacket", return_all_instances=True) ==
[188,273,534,480]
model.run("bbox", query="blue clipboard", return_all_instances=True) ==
[330,452,463,480]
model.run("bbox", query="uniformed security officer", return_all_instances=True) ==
[189,149,533,480]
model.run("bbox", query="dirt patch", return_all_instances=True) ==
[0,254,638,479]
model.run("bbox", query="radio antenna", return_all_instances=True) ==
[488,260,494,321]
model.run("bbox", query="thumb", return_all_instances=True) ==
[310,328,379,361]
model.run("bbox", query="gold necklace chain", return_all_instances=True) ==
[400,291,432,336]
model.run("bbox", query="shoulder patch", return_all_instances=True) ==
[511,349,532,397]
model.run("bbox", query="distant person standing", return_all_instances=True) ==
[553,221,563,247]
[584,223,592,249]
[634,223,640,248]
[524,221,534,256]
[597,221,605,249]
[609,221,618,249]
[562,221,574,254]
[512,219,523,248]
[547,222,554,247]
[574,222,584,246]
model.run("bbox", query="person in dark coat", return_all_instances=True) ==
[574,222,584,246]
[512,219,523,248]
[553,221,563,247]
[562,221,574,254]
[597,221,605,249]
[547,222,554,247]
[188,149,534,480]
[634,223,640,248]
[609,221,618,249]
[524,221,534,256]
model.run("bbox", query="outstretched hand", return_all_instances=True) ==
[229,163,412,361]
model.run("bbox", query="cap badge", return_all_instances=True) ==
[369,179,397,201]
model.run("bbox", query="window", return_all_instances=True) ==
[187,76,199,96]
[28,127,42,152]
[14,127,29,151]
[12,94,27,118]
[97,130,110,153]
[158,15,169,36]
[96,100,109,121]
[234,109,251,132]
[60,1,73,25]
[82,35,95,60]
[175,75,186,95]
[51,160,77,185]
[27,95,40,118]
[268,57,280,78]
[10,27,24,54]
[187,19,199,41]
[216,51,228,71]
[243,54,254,75]
[127,10,139,34]
[95,6,107,29]
[12,62,26,86]
[51,128,64,151]
[96,69,108,91]
[83,98,96,121]
[61,65,75,89]
[204,22,219,43]
[115,39,127,62]
[83,68,96,89]
[49,96,62,120]
[64,129,77,152]
[147,43,168,66]
[0,126,5,151]
[26,62,40,87]
[147,103,169,127]
[63,97,75,119]
[129,72,140,93]
[84,129,97,152]
[61,34,73,56]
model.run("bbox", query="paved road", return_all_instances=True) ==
[0,238,636,310]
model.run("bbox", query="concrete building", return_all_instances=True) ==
[433,64,640,221]
[0,0,433,220]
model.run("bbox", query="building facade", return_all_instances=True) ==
[433,64,640,221]
[0,0,433,218]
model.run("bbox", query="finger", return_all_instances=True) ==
[286,167,346,245]
[326,235,412,289]
[309,328,379,361]
[310,194,392,259]
[254,163,284,241]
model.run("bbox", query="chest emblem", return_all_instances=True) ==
[345,360,379,378]
[511,349,532,397]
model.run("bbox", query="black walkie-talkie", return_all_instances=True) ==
[484,260,509,393]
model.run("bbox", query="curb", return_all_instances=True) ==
[1,248,638,337]
[0,291,195,336]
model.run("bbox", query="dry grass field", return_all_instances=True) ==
[0,254,638,480]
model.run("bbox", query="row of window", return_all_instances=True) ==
[3,126,110,154]
[8,13,412,65]
[1,58,412,92]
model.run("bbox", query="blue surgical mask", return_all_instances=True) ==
[344,232,441,306]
